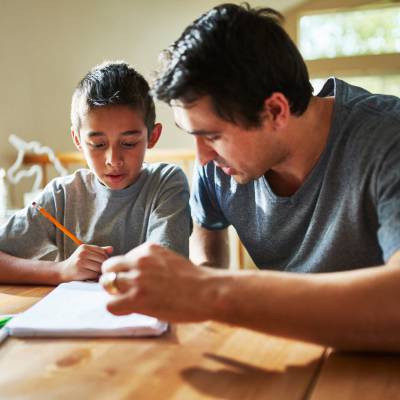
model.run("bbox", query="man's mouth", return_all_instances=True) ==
[214,162,235,176]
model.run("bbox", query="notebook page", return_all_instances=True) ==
[7,282,168,337]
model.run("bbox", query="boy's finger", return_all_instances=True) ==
[102,246,113,255]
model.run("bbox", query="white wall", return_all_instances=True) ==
[0,0,304,166]
[0,0,305,266]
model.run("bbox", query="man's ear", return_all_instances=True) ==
[147,123,162,149]
[263,92,290,130]
[71,128,82,151]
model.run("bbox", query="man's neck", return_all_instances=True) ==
[266,96,334,197]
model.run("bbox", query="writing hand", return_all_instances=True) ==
[60,244,113,282]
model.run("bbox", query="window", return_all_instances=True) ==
[299,6,400,60]
[285,1,400,97]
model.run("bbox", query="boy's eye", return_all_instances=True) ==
[88,142,106,149]
[121,142,138,148]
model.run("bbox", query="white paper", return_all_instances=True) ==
[7,282,168,337]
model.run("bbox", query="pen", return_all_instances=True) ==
[32,202,83,246]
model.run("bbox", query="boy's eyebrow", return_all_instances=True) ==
[87,130,143,138]
[174,122,220,136]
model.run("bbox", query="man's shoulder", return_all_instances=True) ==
[336,78,400,123]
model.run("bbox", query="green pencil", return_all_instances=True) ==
[0,316,13,329]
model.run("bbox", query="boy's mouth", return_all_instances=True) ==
[105,173,126,182]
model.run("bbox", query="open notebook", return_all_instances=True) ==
[7,282,168,338]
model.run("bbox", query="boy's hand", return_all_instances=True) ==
[59,244,113,282]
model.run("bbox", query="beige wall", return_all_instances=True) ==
[0,0,304,169]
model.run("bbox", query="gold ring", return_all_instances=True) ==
[100,272,120,294]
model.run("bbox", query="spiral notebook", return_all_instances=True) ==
[6,281,168,338]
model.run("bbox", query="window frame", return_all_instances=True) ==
[284,0,400,79]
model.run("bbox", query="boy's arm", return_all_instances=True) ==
[102,243,400,352]
[190,223,229,268]
[0,245,112,285]
[0,250,62,284]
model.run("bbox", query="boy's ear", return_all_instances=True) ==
[263,92,290,130]
[147,123,162,149]
[71,128,82,151]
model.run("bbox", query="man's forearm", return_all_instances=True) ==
[190,225,230,268]
[207,263,400,351]
[0,251,61,285]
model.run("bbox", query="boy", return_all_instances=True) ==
[0,61,191,284]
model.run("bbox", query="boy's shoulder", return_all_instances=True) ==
[45,169,96,192]
[142,162,188,183]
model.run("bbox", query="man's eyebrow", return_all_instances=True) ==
[174,122,220,136]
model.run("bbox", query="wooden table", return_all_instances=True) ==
[0,286,399,400]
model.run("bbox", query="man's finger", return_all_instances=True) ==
[106,293,140,316]
[101,255,133,274]
[100,271,136,294]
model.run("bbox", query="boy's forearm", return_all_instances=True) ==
[0,251,62,285]
[207,262,400,351]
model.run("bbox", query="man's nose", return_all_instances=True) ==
[195,136,217,166]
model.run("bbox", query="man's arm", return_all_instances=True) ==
[102,243,400,352]
[190,223,230,268]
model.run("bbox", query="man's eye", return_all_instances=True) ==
[205,135,220,143]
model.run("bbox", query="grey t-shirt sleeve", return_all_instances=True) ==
[190,162,230,230]
[0,182,59,259]
[376,141,400,261]
[146,166,191,257]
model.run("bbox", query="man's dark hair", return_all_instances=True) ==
[71,61,155,135]
[152,3,313,128]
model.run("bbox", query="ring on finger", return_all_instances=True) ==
[100,272,120,294]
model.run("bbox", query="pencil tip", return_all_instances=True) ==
[32,202,37,207]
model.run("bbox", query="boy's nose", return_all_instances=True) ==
[106,147,124,167]
[195,136,217,166]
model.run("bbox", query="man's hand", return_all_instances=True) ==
[101,242,219,322]
[59,244,113,282]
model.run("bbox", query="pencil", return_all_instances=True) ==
[32,202,83,246]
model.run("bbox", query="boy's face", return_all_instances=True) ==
[72,105,161,190]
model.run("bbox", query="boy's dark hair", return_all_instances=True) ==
[152,3,313,128]
[71,61,155,136]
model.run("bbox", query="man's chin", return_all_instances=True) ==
[231,174,251,185]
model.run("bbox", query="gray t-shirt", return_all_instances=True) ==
[0,163,191,260]
[190,78,400,272]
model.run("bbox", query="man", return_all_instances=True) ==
[101,4,400,351]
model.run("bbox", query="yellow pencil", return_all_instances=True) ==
[32,202,83,246]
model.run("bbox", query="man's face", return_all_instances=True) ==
[172,96,288,184]
[72,105,160,190]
